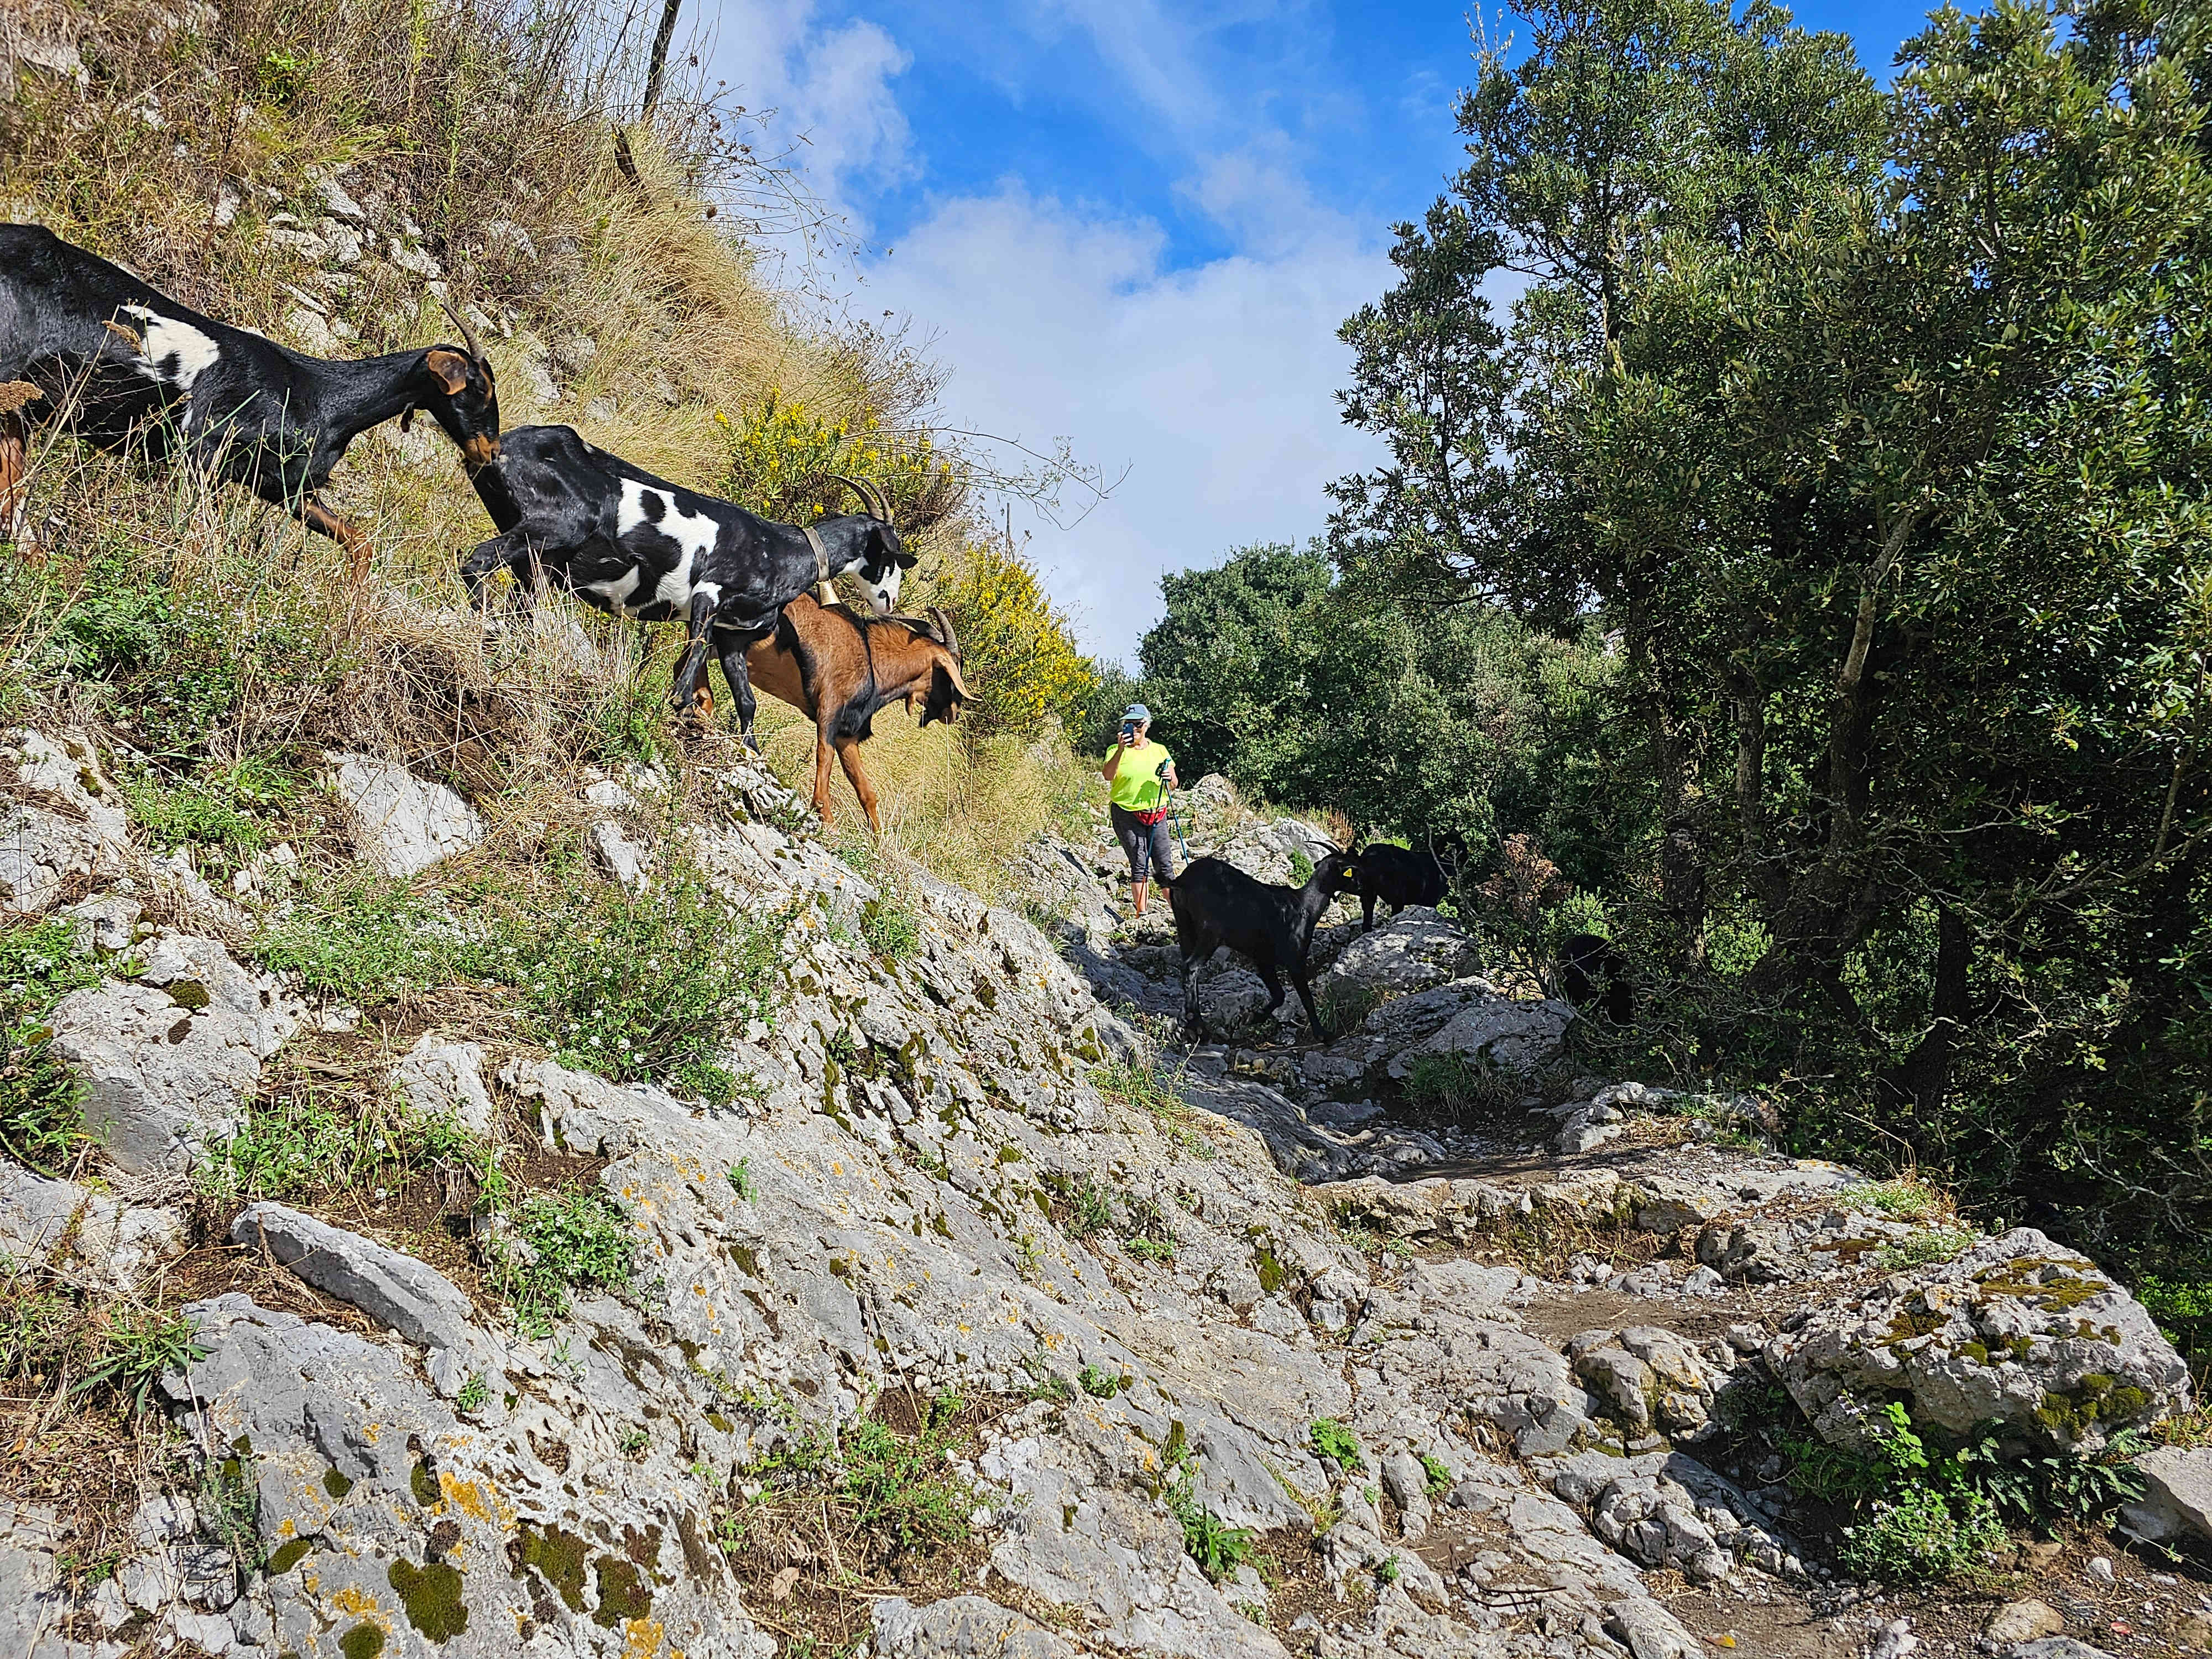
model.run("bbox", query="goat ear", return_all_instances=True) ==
[425,348,471,396]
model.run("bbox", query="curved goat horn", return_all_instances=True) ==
[927,605,959,658]
[439,296,491,371]
[826,472,890,524]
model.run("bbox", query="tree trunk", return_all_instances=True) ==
[1885,902,1970,1115]
[614,0,682,189]
[642,0,682,121]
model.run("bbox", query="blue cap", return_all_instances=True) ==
[1124,705,1151,723]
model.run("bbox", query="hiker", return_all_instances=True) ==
[1102,704,1180,919]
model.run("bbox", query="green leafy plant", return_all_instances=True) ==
[1401,1050,1511,1115]
[73,1307,203,1414]
[1310,1417,1364,1475]
[488,858,784,1105]
[456,1374,490,1412]
[248,875,469,1004]
[1876,1229,1975,1272]
[1840,1484,2005,1582]
[1078,1363,1124,1399]
[859,898,920,961]
[1843,1180,1944,1223]
[1066,1177,1114,1239]
[1420,1452,1452,1497]
[489,1184,635,1338]
[727,1159,758,1202]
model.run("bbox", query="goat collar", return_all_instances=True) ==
[802,525,839,607]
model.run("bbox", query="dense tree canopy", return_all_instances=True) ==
[1139,0,2212,1302]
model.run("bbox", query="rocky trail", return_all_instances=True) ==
[4,740,2210,1659]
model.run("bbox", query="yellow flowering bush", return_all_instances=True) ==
[716,391,964,531]
[933,542,1097,741]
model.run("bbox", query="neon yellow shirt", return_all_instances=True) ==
[1109,740,1172,811]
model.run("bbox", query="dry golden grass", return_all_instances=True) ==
[749,696,1100,900]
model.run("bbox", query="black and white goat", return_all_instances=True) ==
[0,224,501,572]
[1155,851,1365,1039]
[459,425,916,743]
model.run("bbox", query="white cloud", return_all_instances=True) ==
[859,183,1388,658]
[706,1,913,204]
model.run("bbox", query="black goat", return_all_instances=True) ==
[1156,852,1364,1039]
[1558,932,1634,1024]
[459,426,916,744]
[0,224,499,573]
[1352,841,1453,932]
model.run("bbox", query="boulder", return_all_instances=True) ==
[873,1595,1078,1659]
[1985,1602,2065,1645]
[1567,1326,1720,1441]
[1766,1228,2192,1453]
[2118,1445,2212,1546]
[326,753,483,877]
[1315,910,1479,1003]
[0,1162,184,1290]
[1,729,129,914]
[389,1034,495,1137]
[228,1202,498,1396]
[49,935,300,1173]
[1382,979,1574,1079]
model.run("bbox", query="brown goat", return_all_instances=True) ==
[700,593,967,831]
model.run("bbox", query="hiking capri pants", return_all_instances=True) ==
[1110,804,1177,885]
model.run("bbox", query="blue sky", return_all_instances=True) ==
[701,0,1939,659]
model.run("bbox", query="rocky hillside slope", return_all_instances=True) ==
[5,738,2210,1659]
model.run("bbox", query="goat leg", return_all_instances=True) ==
[1180,956,1206,1039]
[670,593,721,726]
[711,627,763,753]
[1291,964,1328,1040]
[0,409,32,554]
[300,498,371,582]
[834,737,880,835]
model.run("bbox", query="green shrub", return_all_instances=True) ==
[1840,1179,1944,1222]
[1402,1051,1512,1115]
[1310,1417,1364,1474]
[1170,1487,1254,1580]
[489,859,782,1105]
[2137,1275,2212,1369]
[1065,1177,1114,1238]
[859,898,920,961]
[123,755,301,862]
[1078,1363,1124,1399]
[0,919,114,1175]
[72,1307,204,1415]
[1840,1484,2005,1581]
[1876,1229,1975,1272]
[248,875,469,1004]
[1318,980,1382,1036]
[491,1183,635,1337]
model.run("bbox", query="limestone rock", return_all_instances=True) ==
[1567,1326,1719,1441]
[0,1162,184,1290]
[50,934,300,1173]
[873,1595,1077,1659]
[1,729,129,914]
[1316,909,1478,1002]
[2119,1444,2212,1546]
[1986,1601,2065,1644]
[326,753,484,876]
[228,1203,498,1396]
[2010,1642,2116,1659]
[389,1034,495,1136]
[1767,1228,2191,1452]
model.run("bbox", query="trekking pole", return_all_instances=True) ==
[1157,759,1188,863]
